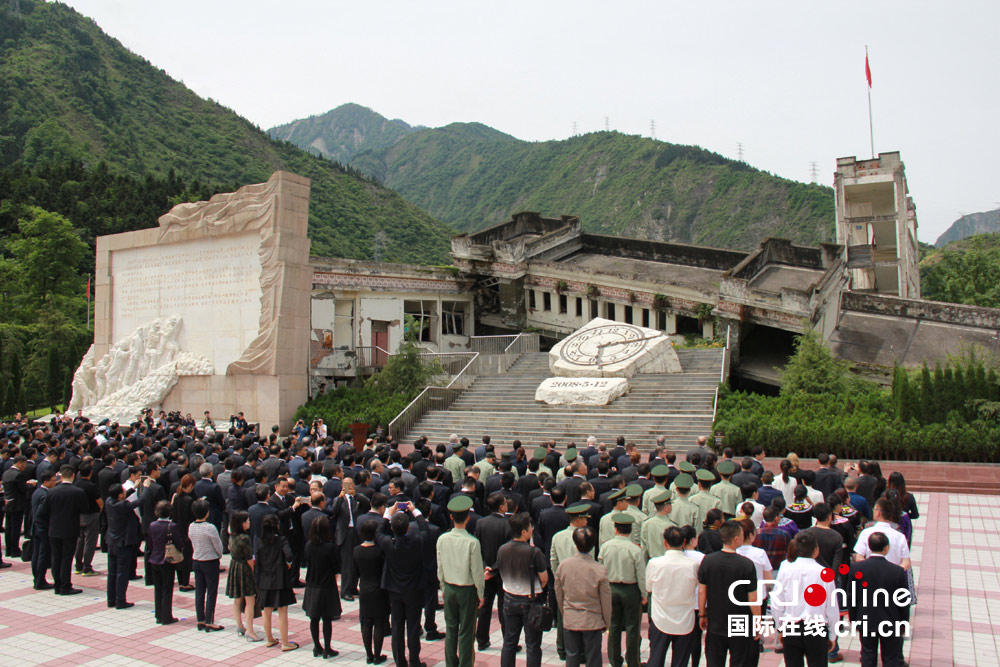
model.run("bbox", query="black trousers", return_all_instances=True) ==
[780,621,829,667]
[648,619,696,667]
[193,559,220,623]
[565,628,604,667]
[423,577,439,632]
[50,535,76,593]
[4,510,23,555]
[389,589,423,667]
[31,531,51,588]
[501,594,543,667]
[705,631,756,667]
[149,562,176,622]
[107,543,136,605]
[859,634,904,667]
[339,533,359,594]
[476,574,505,644]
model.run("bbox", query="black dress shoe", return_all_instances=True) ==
[340,593,354,601]
[34,582,54,590]
[158,617,179,625]
[324,649,339,659]
[116,602,135,609]
[107,601,116,608]
[313,647,324,657]
[425,630,445,641]
[0,562,12,569]
[130,575,143,581]
[62,588,83,595]
[477,641,491,651]
[372,656,387,665]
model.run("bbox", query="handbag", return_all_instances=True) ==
[163,526,184,564]
[20,538,32,562]
[525,554,554,632]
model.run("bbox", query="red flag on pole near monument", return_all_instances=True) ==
[865,52,872,88]
[86,275,90,298]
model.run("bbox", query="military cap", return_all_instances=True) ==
[718,460,736,475]
[695,469,715,482]
[679,461,697,473]
[625,483,643,498]
[673,473,694,489]
[500,451,512,460]
[565,447,578,462]
[566,503,590,516]
[447,494,474,512]
[533,446,548,461]
[652,489,673,504]
[608,488,626,501]
[651,464,669,477]
[612,512,635,525]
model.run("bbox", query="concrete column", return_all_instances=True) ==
[665,312,677,335]
[702,319,714,340]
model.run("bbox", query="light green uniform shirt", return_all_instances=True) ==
[640,513,679,561]
[436,527,485,599]
[710,480,742,516]
[444,454,466,486]
[551,525,593,572]
[670,496,700,532]
[599,508,639,547]
[626,505,647,527]
[476,460,495,480]
[598,535,646,586]
[641,483,667,517]
[688,490,720,534]
[538,464,554,480]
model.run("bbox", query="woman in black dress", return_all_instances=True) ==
[225,511,262,642]
[171,474,196,591]
[354,519,389,665]
[255,514,298,652]
[303,517,342,659]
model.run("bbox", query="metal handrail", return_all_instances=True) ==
[712,325,731,424]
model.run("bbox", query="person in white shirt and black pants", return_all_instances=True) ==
[645,525,699,667]
[772,531,839,667]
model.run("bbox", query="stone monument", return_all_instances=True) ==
[535,317,681,406]
[71,171,312,427]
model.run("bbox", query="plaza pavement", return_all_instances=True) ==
[0,491,992,666]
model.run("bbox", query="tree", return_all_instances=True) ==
[364,339,444,398]
[780,329,849,396]
[6,207,88,301]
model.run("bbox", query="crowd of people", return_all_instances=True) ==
[0,410,918,667]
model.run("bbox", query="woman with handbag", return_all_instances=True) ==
[171,474,196,592]
[147,500,184,624]
[255,513,298,651]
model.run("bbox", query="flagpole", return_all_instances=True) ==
[866,45,874,159]
[87,275,91,330]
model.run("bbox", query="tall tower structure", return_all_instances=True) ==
[834,151,920,298]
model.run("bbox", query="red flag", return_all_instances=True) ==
[865,52,872,88]
[86,275,90,299]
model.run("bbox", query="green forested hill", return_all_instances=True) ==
[0,1,454,264]
[274,106,835,250]
[920,233,1000,307]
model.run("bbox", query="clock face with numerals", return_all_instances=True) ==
[558,323,650,367]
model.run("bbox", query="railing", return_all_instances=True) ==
[354,346,390,368]
[388,332,540,441]
[711,325,731,424]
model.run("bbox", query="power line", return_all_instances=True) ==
[809,162,819,183]
[736,142,744,162]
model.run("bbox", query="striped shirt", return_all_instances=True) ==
[189,521,224,562]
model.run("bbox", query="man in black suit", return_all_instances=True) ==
[3,456,34,557]
[559,462,588,505]
[588,462,612,498]
[731,457,761,490]
[30,470,58,589]
[530,478,556,523]
[474,493,512,651]
[849,531,910,667]
[534,487,569,563]
[813,453,844,498]
[40,466,87,595]
[376,504,430,667]
[106,482,143,608]
[139,462,167,583]
[331,478,361,600]
[193,463,226,530]
[248,483,277,555]
[355,493,386,538]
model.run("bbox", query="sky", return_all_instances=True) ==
[63,0,1000,244]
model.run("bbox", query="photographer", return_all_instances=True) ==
[375,498,429,667]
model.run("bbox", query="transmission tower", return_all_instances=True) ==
[572,121,578,136]
[604,116,610,132]
[373,230,386,263]
[809,162,819,183]
[649,120,656,140]
[736,142,744,162]
[8,0,20,17]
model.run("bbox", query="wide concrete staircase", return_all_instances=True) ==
[403,349,724,450]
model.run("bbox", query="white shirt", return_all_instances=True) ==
[745,500,765,527]
[773,475,798,504]
[646,550,698,635]
[854,522,910,566]
[771,556,839,629]
[683,550,704,611]
[806,486,824,506]
[736,544,773,598]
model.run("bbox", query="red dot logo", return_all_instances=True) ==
[804,584,827,607]
[838,564,850,575]
[855,571,863,580]
[820,568,835,583]
[862,582,868,588]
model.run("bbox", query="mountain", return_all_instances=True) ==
[934,208,1000,248]
[0,1,454,264]
[920,233,1000,307]
[273,106,835,250]
[267,103,420,164]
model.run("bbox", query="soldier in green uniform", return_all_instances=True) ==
[669,473,700,530]
[670,461,698,499]
[598,513,647,667]
[710,460,742,518]
[641,464,670,517]
[475,452,495,481]
[640,490,677,561]
[599,488,631,546]
[534,446,554,480]
[436,494,485,667]
[689,469,721,534]
[624,484,648,527]
[445,441,468,486]
[550,504,592,661]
